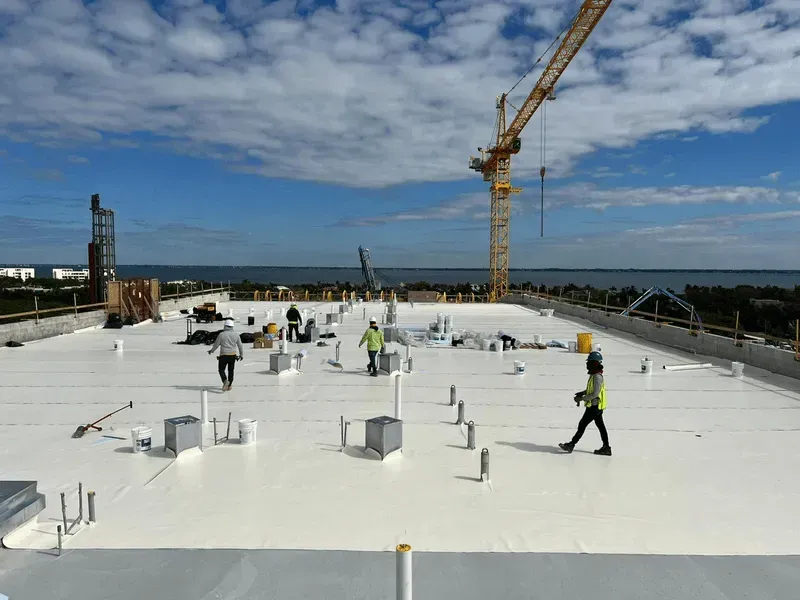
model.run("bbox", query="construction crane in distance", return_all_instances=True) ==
[469,0,614,301]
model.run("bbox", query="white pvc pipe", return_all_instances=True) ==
[662,363,713,371]
[396,544,412,600]
[394,373,402,420]
[405,344,411,363]
[200,389,208,424]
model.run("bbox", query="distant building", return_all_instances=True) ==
[52,268,90,281]
[0,267,35,281]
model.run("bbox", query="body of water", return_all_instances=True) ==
[23,265,799,290]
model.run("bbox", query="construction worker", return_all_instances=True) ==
[559,351,611,456]
[207,319,244,391]
[359,316,384,377]
[286,303,302,342]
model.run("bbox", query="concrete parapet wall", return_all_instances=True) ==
[505,293,800,380]
[158,292,230,315]
[0,310,106,346]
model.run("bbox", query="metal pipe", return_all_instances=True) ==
[74,293,78,318]
[396,544,412,600]
[35,296,40,324]
[344,420,350,447]
[450,385,456,407]
[467,421,476,450]
[57,525,62,555]
[336,341,341,362]
[662,363,713,371]
[201,389,208,424]
[480,448,490,481]
[407,357,413,373]
[78,482,83,522]
[88,491,96,523]
[405,343,411,363]
[213,418,218,445]
[60,492,67,534]
[394,373,402,420]
[734,311,740,345]
[340,415,345,447]
[654,299,659,325]
[226,412,232,442]
[457,400,465,425]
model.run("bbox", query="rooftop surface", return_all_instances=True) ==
[1,300,799,598]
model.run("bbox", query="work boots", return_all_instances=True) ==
[558,442,575,453]
[594,446,612,456]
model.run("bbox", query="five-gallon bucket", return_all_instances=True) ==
[514,360,525,375]
[533,334,543,344]
[114,339,124,351]
[481,339,492,351]
[568,341,577,353]
[131,426,152,453]
[731,361,744,378]
[267,322,278,335]
[577,333,592,354]
[239,419,258,445]
[641,357,653,374]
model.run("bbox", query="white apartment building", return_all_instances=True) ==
[0,267,35,281]
[52,268,90,281]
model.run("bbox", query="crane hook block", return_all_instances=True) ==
[540,166,546,178]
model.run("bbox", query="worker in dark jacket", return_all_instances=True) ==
[286,303,302,342]
[559,351,611,456]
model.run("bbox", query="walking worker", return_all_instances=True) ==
[286,303,303,342]
[359,316,385,377]
[559,350,611,456]
[207,319,244,391]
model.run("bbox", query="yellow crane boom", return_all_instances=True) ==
[470,0,614,300]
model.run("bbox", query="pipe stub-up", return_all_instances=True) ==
[456,400,465,425]
[480,448,490,482]
[450,385,456,406]
[467,420,476,450]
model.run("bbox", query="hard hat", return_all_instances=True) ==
[291,303,298,307]
[587,351,603,362]
[224,319,234,329]
[369,316,377,323]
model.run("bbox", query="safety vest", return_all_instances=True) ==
[584,375,607,410]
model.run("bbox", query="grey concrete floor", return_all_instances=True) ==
[0,549,798,599]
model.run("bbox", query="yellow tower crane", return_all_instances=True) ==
[469,0,614,301]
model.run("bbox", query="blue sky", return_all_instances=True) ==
[0,0,799,269]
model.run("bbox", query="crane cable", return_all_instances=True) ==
[540,99,547,237]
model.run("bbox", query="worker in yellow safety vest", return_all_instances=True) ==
[559,351,611,456]
[359,316,385,377]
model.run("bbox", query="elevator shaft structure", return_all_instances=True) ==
[88,194,116,304]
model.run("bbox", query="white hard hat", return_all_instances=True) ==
[369,316,377,323]
[224,319,234,328]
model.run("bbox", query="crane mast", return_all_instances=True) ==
[469,0,614,300]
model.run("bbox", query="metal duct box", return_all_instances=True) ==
[0,481,46,539]
[338,304,347,314]
[383,327,398,343]
[379,352,401,374]
[365,415,402,460]
[306,327,320,342]
[385,313,396,325]
[326,313,344,324]
[164,415,201,456]
[270,352,291,374]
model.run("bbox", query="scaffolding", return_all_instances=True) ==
[88,193,116,304]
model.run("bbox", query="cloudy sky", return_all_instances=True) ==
[0,0,798,269]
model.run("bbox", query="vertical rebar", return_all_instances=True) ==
[340,415,345,447]
[450,385,456,406]
[226,412,232,442]
[654,299,659,325]
[60,492,67,533]
[467,421,476,450]
[74,293,78,318]
[78,482,83,522]
[734,311,740,346]
[57,525,62,555]
[343,420,350,447]
[35,296,40,324]
[480,448,490,481]
[456,400,465,425]
[396,544,412,600]
[88,491,96,522]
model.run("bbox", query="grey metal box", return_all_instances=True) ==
[164,415,201,456]
[326,313,343,324]
[383,327,398,343]
[338,304,348,313]
[365,415,402,460]
[379,352,401,374]
[270,352,291,374]
[385,313,396,325]
[306,327,320,342]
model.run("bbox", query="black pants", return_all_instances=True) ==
[288,323,300,342]
[367,350,378,373]
[571,405,609,447]
[218,355,236,384]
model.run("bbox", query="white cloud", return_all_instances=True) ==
[0,0,798,187]
[762,171,782,182]
[67,154,89,164]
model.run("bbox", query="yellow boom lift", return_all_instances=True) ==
[469,0,614,300]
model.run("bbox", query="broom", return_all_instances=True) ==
[72,401,134,438]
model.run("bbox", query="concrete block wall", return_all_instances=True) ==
[158,292,230,315]
[505,293,800,380]
[0,310,106,346]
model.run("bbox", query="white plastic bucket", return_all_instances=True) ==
[568,341,577,353]
[514,360,525,375]
[114,340,123,351]
[641,357,653,374]
[131,426,152,453]
[239,419,258,445]
[533,334,543,344]
[543,309,554,317]
[731,361,744,378]
[592,343,601,352]
[493,341,503,354]
[481,339,492,351]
